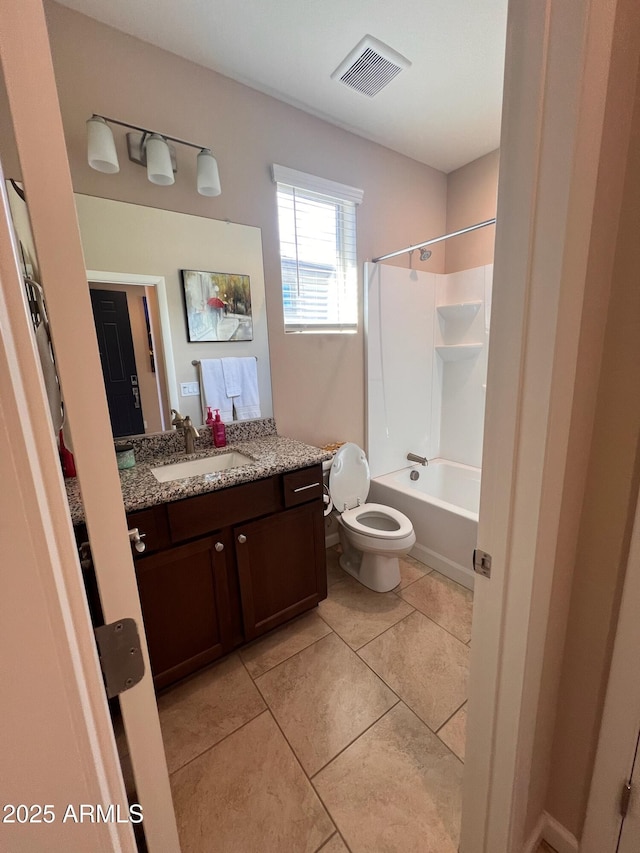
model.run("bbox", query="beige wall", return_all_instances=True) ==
[445,149,499,273]
[0,1,449,448]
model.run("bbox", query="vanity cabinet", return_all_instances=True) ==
[125,464,326,689]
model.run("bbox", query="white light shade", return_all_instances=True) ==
[87,116,119,174]
[197,149,221,196]
[146,134,174,186]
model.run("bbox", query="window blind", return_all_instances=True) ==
[275,182,358,333]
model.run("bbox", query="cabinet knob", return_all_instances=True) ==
[237,534,247,544]
[215,542,224,552]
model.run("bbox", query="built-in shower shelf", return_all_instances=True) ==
[436,344,483,361]
[436,301,482,321]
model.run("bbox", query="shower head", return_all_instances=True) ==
[419,248,432,261]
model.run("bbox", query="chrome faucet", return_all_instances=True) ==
[407,452,428,466]
[183,416,199,454]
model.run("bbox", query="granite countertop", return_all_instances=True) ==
[66,433,333,526]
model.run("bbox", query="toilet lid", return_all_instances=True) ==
[341,503,414,540]
[329,442,370,511]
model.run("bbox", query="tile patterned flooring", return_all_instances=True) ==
[157,547,473,852]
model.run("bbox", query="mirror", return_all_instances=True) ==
[7,183,273,438]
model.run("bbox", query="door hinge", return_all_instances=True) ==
[94,618,145,699]
[473,548,492,578]
[620,780,632,818]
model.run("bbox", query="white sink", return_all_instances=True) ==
[150,452,255,483]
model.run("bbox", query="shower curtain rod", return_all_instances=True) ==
[372,217,497,263]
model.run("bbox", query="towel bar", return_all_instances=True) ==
[192,356,257,366]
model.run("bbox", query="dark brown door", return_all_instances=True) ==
[235,503,327,640]
[135,534,233,689]
[90,288,144,437]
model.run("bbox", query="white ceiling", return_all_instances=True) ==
[54,0,507,173]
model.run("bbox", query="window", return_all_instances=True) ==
[272,165,363,333]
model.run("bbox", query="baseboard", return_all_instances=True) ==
[410,542,475,590]
[543,813,579,853]
[522,811,579,853]
[325,532,340,548]
[522,814,546,853]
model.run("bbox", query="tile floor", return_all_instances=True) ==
[148,547,474,851]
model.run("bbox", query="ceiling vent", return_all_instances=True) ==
[331,35,411,98]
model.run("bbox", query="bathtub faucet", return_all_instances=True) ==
[407,452,428,466]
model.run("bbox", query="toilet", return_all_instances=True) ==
[328,443,416,592]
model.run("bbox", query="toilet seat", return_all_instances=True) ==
[341,503,413,540]
[329,442,370,511]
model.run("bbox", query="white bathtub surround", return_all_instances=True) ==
[366,263,438,480]
[436,265,492,468]
[366,261,492,474]
[369,460,479,589]
[365,262,491,586]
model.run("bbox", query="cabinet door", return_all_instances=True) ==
[235,502,327,640]
[135,534,232,689]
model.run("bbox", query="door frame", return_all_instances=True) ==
[462,0,639,850]
[581,486,640,851]
[87,270,179,418]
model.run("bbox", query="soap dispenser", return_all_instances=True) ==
[212,409,226,448]
[205,406,215,441]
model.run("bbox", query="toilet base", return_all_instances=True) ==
[338,531,401,593]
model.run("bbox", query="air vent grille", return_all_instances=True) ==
[332,35,411,98]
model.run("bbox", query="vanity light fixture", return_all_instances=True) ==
[86,114,222,196]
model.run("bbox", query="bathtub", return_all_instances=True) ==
[368,460,480,589]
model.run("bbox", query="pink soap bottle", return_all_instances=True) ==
[212,409,226,448]
[205,406,215,442]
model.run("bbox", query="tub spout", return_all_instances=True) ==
[407,452,428,466]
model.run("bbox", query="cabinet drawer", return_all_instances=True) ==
[282,465,323,508]
[167,476,282,543]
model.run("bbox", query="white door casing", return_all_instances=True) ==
[582,471,640,850]
[462,0,638,850]
[0,1,180,850]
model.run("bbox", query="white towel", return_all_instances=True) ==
[198,359,233,423]
[221,357,242,397]
[232,357,261,420]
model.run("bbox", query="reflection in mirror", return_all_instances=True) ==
[87,274,170,437]
[6,182,273,439]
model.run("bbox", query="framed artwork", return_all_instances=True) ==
[181,269,253,342]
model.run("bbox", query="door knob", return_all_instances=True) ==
[237,534,247,544]
[215,542,224,552]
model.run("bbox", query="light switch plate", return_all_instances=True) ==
[180,381,200,397]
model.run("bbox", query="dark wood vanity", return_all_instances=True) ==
[118,463,326,690]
